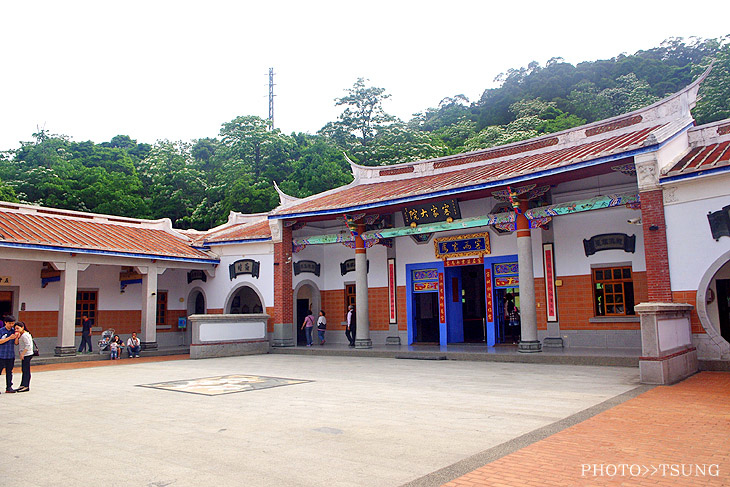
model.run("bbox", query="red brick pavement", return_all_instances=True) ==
[443,372,730,486]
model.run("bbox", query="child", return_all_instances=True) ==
[109,338,120,360]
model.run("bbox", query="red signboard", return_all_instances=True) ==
[543,243,558,322]
[495,276,519,287]
[485,268,493,322]
[438,273,445,323]
[388,258,397,324]
[444,256,484,267]
[414,282,438,292]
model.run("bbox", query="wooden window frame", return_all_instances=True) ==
[592,266,635,317]
[156,291,168,327]
[76,290,98,327]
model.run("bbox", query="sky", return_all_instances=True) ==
[1,0,728,152]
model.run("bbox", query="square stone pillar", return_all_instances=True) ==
[635,302,698,384]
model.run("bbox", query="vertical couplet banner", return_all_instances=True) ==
[388,258,397,324]
[485,268,493,322]
[438,273,446,323]
[543,243,558,322]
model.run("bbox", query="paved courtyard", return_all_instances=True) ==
[2,354,641,486]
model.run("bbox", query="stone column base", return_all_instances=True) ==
[355,338,373,349]
[141,341,158,351]
[518,340,543,353]
[542,337,564,348]
[640,347,698,385]
[272,322,294,347]
[54,346,77,357]
[386,336,401,345]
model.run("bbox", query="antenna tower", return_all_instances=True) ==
[268,67,275,129]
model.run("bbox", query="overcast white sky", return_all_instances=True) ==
[1,1,728,151]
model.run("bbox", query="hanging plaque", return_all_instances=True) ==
[434,232,490,260]
[187,270,207,284]
[229,259,260,280]
[340,259,369,276]
[403,199,461,226]
[708,205,730,241]
[294,260,321,277]
[583,233,636,256]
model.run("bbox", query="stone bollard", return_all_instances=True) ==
[635,302,698,384]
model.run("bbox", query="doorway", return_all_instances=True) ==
[495,288,520,344]
[296,299,310,346]
[717,279,730,342]
[414,292,439,343]
[0,291,12,317]
[461,265,486,342]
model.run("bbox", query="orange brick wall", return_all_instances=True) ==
[673,290,705,334]
[397,285,407,331]
[535,278,547,331]
[17,311,57,338]
[552,272,647,330]
[321,286,391,331]
[266,307,275,333]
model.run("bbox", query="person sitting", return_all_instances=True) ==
[109,334,124,360]
[127,332,141,358]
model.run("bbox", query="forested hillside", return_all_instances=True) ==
[1,36,728,230]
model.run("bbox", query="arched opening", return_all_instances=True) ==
[293,280,321,346]
[696,250,730,358]
[228,285,263,314]
[187,289,206,316]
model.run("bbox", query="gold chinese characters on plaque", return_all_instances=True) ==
[434,232,490,261]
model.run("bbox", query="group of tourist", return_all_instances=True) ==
[0,315,33,393]
[299,304,358,348]
[109,332,142,359]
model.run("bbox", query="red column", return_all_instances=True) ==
[641,189,673,302]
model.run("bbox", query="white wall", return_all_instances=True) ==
[552,206,646,277]
[665,186,730,291]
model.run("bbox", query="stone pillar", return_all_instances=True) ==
[140,265,159,350]
[55,261,80,356]
[516,200,541,353]
[635,155,673,302]
[636,302,697,384]
[355,223,372,348]
[272,221,294,347]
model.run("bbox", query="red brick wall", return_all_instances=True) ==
[207,308,224,314]
[273,225,293,326]
[397,285,407,331]
[640,189,673,302]
[672,290,704,334]
[266,307,275,333]
[535,278,547,331]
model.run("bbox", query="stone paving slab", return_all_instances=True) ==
[1,354,640,487]
[440,371,730,487]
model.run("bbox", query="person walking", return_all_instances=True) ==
[345,305,356,347]
[0,315,18,394]
[77,315,93,353]
[504,293,521,344]
[13,321,33,392]
[317,310,327,345]
[301,310,315,347]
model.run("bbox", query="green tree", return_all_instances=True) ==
[279,134,352,198]
[692,40,730,124]
[320,78,397,165]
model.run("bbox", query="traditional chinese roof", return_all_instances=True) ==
[0,202,218,263]
[197,219,272,245]
[662,119,730,181]
[272,69,711,220]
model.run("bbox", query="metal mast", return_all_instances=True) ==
[268,67,275,129]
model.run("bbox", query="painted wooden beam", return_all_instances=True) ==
[292,192,639,247]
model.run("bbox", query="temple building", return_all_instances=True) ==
[1,69,729,366]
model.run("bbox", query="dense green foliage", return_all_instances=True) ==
[0,37,728,230]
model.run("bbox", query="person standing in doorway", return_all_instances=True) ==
[301,310,315,347]
[0,315,18,394]
[13,321,32,392]
[504,293,520,344]
[77,315,93,354]
[346,304,356,347]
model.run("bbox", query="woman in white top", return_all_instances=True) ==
[317,310,327,346]
[14,321,33,392]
